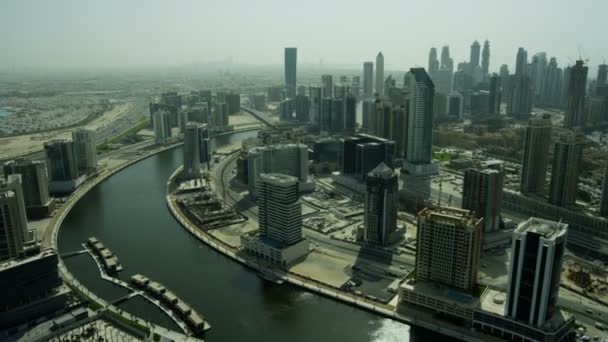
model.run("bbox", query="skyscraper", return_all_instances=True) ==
[520,115,552,196]
[548,131,583,207]
[247,144,311,197]
[321,74,333,98]
[363,62,374,97]
[488,73,501,114]
[363,163,399,246]
[44,140,78,182]
[153,109,171,144]
[598,64,608,88]
[470,40,481,68]
[506,217,567,327]
[344,93,357,132]
[375,52,384,96]
[257,173,303,246]
[428,47,439,74]
[462,167,504,233]
[72,128,97,174]
[541,57,563,108]
[3,159,52,218]
[440,45,453,70]
[284,47,297,98]
[499,64,510,101]
[0,175,28,261]
[507,74,533,120]
[415,206,483,293]
[183,122,202,178]
[481,40,490,76]
[530,52,548,99]
[599,161,608,217]
[563,60,588,128]
[515,48,528,76]
[404,68,435,175]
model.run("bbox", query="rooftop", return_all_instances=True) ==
[259,173,299,186]
[516,217,568,240]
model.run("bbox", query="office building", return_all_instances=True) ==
[488,73,501,114]
[507,74,533,120]
[267,85,284,102]
[530,52,548,99]
[470,40,481,69]
[598,64,608,88]
[3,159,53,218]
[541,58,563,108]
[246,143,313,197]
[153,109,172,144]
[447,92,464,120]
[428,47,439,74]
[520,115,552,196]
[599,161,608,217]
[284,47,297,98]
[330,97,345,133]
[361,99,376,132]
[506,217,567,327]
[431,68,453,95]
[481,40,490,76]
[548,131,583,207]
[321,74,333,98]
[0,249,70,329]
[72,128,97,174]
[515,47,528,76]
[363,62,374,97]
[241,174,309,266]
[470,91,490,116]
[340,134,395,178]
[0,175,28,262]
[440,45,453,71]
[375,52,384,96]
[499,64,510,102]
[344,93,357,132]
[225,92,241,114]
[182,122,202,179]
[214,102,230,131]
[462,167,504,233]
[295,94,310,123]
[404,68,437,175]
[563,60,588,128]
[416,206,483,293]
[363,163,400,246]
[309,86,322,125]
[44,140,83,194]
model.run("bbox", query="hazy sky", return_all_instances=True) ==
[1,0,606,74]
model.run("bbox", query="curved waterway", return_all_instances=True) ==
[58,130,449,342]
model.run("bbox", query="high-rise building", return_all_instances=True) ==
[363,62,374,97]
[440,45,453,70]
[330,97,345,133]
[375,52,384,96]
[530,52,548,98]
[284,47,297,98]
[0,175,28,261]
[257,173,303,246]
[295,94,310,123]
[488,73,501,114]
[515,48,528,76]
[563,60,588,128]
[599,161,608,217]
[470,40,481,68]
[416,206,483,293]
[462,167,504,233]
[152,109,172,144]
[541,57,563,108]
[481,40,490,76]
[506,217,567,327]
[3,159,52,218]
[598,64,608,88]
[72,128,97,174]
[344,93,357,132]
[520,115,552,196]
[309,86,322,125]
[447,92,464,120]
[44,140,78,182]
[247,144,312,197]
[507,74,533,120]
[404,68,436,175]
[182,122,202,178]
[321,74,333,98]
[363,163,399,246]
[431,68,453,95]
[548,131,583,207]
[214,102,230,130]
[428,48,439,74]
[499,64,510,102]
[224,92,241,114]
[361,99,376,133]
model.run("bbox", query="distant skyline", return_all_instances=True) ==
[1,0,607,75]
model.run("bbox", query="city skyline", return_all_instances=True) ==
[1,0,607,74]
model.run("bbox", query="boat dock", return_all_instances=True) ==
[86,237,123,274]
[130,273,211,335]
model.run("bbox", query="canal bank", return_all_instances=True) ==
[56,129,450,342]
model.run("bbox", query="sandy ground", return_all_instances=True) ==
[289,249,353,288]
[0,102,132,159]
[210,221,257,248]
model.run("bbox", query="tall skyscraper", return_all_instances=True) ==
[481,40,490,76]
[500,64,510,102]
[599,161,608,217]
[321,74,333,98]
[530,52,548,98]
[284,47,297,98]
[363,62,374,97]
[488,73,501,114]
[183,122,202,178]
[520,115,552,196]
[563,60,588,128]
[152,109,172,144]
[515,47,528,76]
[506,217,567,327]
[0,175,28,261]
[440,45,453,70]
[404,68,435,175]
[375,52,384,96]
[507,74,533,120]
[363,163,398,246]
[431,68,453,95]
[3,159,52,217]
[72,128,97,174]
[361,99,376,132]
[257,173,303,246]
[548,131,583,207]
[470,40,481,68]
[541,57,563,108]
[462,167,504,233]
[44,140,78,182]
[598,64,608,88]
[247,144,310,197]
[416,206,483,293]
[428,47,439,74]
